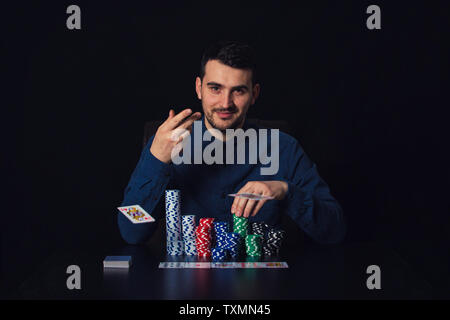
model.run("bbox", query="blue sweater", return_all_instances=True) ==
[119,117,346,245]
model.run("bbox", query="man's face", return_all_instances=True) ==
[195,60,260,132]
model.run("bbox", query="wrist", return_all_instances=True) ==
[150,146,171,164]
[280,181,288,200]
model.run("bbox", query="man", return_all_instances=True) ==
[119,40,346,245]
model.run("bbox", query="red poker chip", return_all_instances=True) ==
[199,218,215,229]
[195,217,216,258]
[196,227,211,234]
[198,254,211,258]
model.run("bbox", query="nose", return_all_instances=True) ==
[221,91,234,109]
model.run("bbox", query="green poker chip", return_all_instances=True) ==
[245,234,263,257]
[233,215,249,239]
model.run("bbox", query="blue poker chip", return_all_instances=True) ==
[215,241,227,249]
[222,232,242,258]
[212,248,227,261]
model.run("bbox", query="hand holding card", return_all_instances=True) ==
[228,193,275,200]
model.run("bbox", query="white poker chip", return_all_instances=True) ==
[165,190,182,244]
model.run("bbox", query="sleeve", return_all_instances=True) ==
[280,139,347,244]
[118,135,173,244]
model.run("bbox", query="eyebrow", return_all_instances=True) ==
[206,82,249,91]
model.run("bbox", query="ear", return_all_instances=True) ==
[251,83,260,105]
[195,77,202,100]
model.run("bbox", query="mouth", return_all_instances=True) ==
[215,111,236,120]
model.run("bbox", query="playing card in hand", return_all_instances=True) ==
[227,193,275,200]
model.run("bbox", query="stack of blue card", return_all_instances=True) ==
[103,256,132,268]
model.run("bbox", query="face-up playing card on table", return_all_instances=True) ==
[262,262,289,268]
[159,262,185,268]
[228,193,275,200]
[211,262,236,269]
[117,205,155,224]
[184,262,211,269]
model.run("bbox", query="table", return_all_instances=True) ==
[15,241,432,299]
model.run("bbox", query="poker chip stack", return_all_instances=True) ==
[199,218,215,230]
[245,234,263,257]
[182,215,197,256]
[251,222,286,256]
[263,229,286,256]
[166,241,184,256]
[251,222,270,238]
[165,190,183,255]
[233,215,249,256]
[233,215,249,239]
[195,218,215,258]
[211,221,229,261]
[224,232,242,259]
[213,221,229,249]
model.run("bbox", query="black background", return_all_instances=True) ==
[4,1,450,298]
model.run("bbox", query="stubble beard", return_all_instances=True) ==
[204,107,247,133]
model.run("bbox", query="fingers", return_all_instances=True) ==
[231,181,271,218]
[231,197,238,215]
[231,184,249,216]
[233,197,266,218]
[242,199,257,218]
[164,109,202,134]
[234,197,249,217]
[251,199,267,217]
[166,109,196,129]
[179,112,202,130]
[232,183,252,217]
[162,108,191,129]
[172,139,183,155]
[169,112,199,142]
[170,127,190,142]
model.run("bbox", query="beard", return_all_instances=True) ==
[204,105,247,132]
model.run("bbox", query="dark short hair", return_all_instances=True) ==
[200,40,257,85]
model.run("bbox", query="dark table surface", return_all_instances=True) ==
[15,240,433,299]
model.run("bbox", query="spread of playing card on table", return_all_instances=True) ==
[228,193,275,200]
[117,205,155,224]
[158,262,288,269]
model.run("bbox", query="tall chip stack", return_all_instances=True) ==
[165,190,183,255]
[182,215,197,256]
[195,218,214,257]
[212,221,229,260]
[232,214,249,256]
[213,221,229,248]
